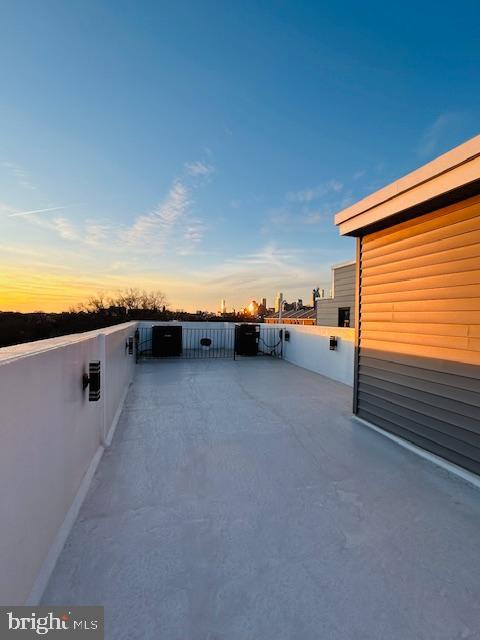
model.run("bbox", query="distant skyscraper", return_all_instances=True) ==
[220,299,226,314]
[274,292,283,313]
[262,297,267,309]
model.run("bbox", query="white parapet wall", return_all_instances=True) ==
[0,320,353,603]
[276,324,355,386]
[138,321,354,386]
[0,322,138,605]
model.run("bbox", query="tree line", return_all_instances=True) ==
[0,287,253,348]
[75,288,168,313]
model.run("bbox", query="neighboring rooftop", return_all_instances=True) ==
[265,308,316,322]
[43,358,480,639]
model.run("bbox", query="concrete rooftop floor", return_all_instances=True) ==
[43,358,480,639]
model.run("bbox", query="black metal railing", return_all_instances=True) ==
[135,326,283,361]
[258,329,283,358]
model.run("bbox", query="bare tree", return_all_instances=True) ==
[139,289,167,311]
[110,287,141,311]
[68,303,84,313]
[85,292,108,313]
[76,288,168,314]
[109,288,168,312]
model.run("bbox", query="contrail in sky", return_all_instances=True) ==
[8,205,67,217]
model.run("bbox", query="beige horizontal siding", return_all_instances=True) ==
[362,234,480,272]
[362,194,480,252]
[362,284,480,305]
[362,310,480,323]
[357,196,480,474]
[360,321,479,337]
[361,298,480,312]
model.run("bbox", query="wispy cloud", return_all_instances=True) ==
[177,219,207,255]
[19,210,108,247]
[52,218,80,240]
[41,216,80,241]
[303,211,325,224]
[84,221,110,246]
[0,243,45,257]
[3,201,82,242]
[301,194,354,224]
[191,243,338,299]
[10,175,205,257]
[417,113,460,158]
[183,222,205,244]
[123,180,190,247]
[259,182,352,234]
[120,173,210,256]
[269,209,291,226]
[185,160,214,177]
[287,179,343,203]
[2,161,37,191]
[4,150,216,263]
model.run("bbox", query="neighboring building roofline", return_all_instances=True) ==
[331,259,356,270]
[335,134,480,236]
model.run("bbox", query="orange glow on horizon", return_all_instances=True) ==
[0,264,256,314]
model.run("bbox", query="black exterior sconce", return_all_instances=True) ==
[83,361,101,401]
[126,336,134,355]
[329,336,338,351]
[134,329,140,357]
[284,330,290,342]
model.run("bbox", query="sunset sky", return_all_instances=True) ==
[1,1,479,312]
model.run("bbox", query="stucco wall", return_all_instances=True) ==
[0,320,354,604]
[0,322,137,604]
[278,324,355,386]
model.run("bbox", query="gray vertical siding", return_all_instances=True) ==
[316,263,356,327]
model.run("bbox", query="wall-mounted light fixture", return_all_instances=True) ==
[284,330,290,342]
[83,361,101,401]
[127,336,134,355]
[329,336,338,351]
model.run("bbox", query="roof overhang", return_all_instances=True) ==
[335,134,480,236]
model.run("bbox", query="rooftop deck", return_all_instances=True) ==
[42,358,480,639]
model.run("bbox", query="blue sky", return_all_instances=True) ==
[1,0,479,311]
